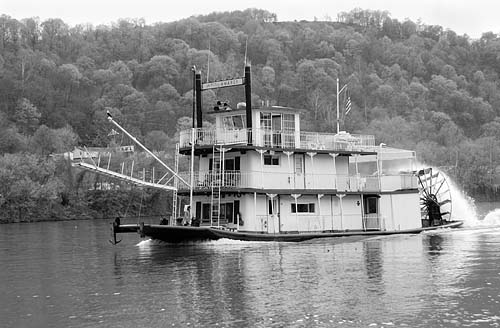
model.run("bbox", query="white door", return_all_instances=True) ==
[268,197,280,233]
[294,155,304,189]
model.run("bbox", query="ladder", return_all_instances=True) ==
[211,146,223,227]
[171,143,180,222]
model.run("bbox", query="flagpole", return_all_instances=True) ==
[336,79,348,134]
[336,78,340,134]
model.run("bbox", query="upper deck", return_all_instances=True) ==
[179,106,376,154]
[179,128,376,153]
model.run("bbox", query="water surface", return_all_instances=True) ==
[2,207,500,327]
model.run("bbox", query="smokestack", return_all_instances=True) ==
[244,66,252,145]
[195,72,202,128]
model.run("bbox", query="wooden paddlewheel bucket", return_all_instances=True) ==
[417,168,452,227]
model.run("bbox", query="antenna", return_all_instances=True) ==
[207,37,210,83]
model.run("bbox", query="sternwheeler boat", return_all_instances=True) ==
[75,66,463,244]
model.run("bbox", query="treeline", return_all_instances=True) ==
[1,8,500,221]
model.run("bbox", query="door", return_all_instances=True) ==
[294,154,305,189]
[268,196,280,233]
[202,203,211,225]
[272,114,282,147]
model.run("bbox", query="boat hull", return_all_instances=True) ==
[118,221,464,243]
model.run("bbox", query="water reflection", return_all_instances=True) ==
[363,239,383,283]
[3,220,500,327]
[128,237,433,327]
[427,234,444,253]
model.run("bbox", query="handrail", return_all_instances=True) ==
[176,170,417,192]
[179,128,375,152]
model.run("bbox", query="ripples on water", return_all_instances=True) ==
[2,205,500,328]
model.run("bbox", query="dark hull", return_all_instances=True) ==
[118,221,464,243]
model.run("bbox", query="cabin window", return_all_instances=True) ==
[294,156,303,174]
[264,155,280,165]
[223,115,246,129]
[209,157,238,171]
[291,203,315,213]
[260,113,272,129]
[364,197,378,214]
[282,114,295,130]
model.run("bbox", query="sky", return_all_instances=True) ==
[2,0,500,39]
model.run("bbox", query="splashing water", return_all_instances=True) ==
[440,171,479,227]
[481,209,500,226]
[435,170,500,227]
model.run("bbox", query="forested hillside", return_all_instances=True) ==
[1,8,500,222]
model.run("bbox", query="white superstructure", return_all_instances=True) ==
[177,105,422,234]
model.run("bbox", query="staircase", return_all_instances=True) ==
[211,146,223,226]
[171,143,180,221]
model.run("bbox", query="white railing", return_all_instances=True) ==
[363,214,380,230]
[256,214,334,233]
[379,174,418,191]
[179,128,375,152]
[177,171,417,193]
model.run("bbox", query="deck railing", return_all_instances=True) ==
[179,128,375,152]
[253,214,382,233]
[177,170,417,192]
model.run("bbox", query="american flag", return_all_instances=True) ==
[345,90,352,115]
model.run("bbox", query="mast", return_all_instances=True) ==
[336,78,347,134]
[191,66,196,128]
[336,78,340,134]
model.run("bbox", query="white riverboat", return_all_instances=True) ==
[93,66,462,243]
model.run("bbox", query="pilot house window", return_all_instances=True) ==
[223,115,246,129]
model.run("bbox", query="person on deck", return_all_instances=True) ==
[182,205,191,226]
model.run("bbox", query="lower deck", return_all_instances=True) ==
[187,190,422,233]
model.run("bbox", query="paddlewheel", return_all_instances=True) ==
[417,168,452,226]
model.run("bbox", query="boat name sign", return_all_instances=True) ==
[202,78,245,90]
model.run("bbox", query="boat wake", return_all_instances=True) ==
[135,237,265,247]
[474,209,500,227]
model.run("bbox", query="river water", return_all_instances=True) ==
[2,203,500,328]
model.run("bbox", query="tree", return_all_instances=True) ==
[30,125,57,156]
[0,112,27,154]
[145,130,170,151]
[13,97,41,134]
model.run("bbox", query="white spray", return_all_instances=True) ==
[439,170,479,226]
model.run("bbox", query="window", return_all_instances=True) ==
[260,113,271,129]
[291,203,315,213]
[295,156,303,174]
[209,157,239,171]
[233,115,244,128]
[264,155,280,165]
[223,115,246,129]
[364,197,378,214]
[282,114,295,131]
